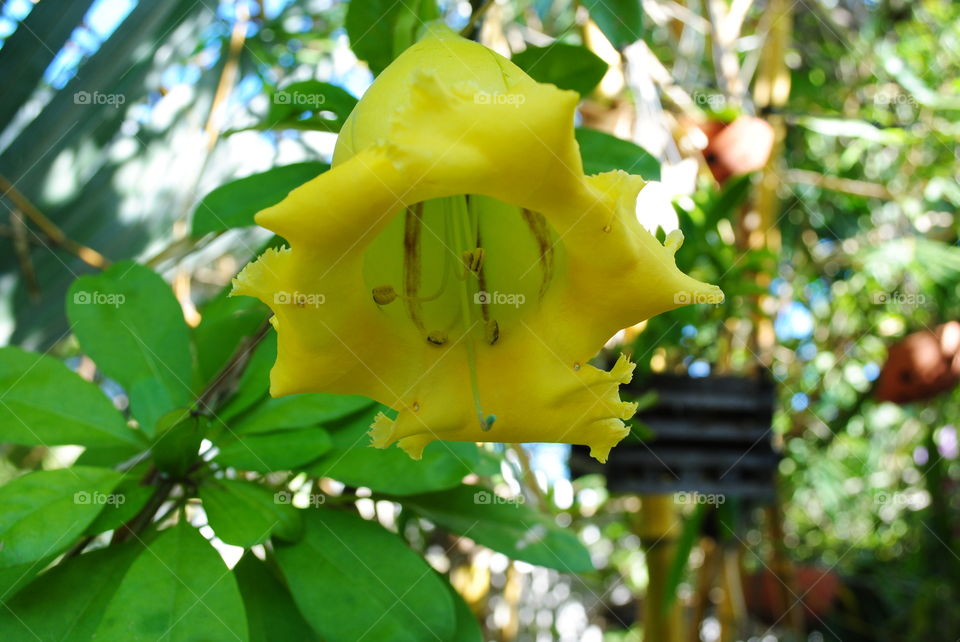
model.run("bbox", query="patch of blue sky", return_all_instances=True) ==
[791,392,809,412]
[263,0,296,20]
[44,46,85,89]
[776,301,815,341]
[0,17,17,40]
[4,0,33,21]
[797,341,817,361]
[85,0,135,41]
[42,0,137,88]
[525,443,571,484]
[688,360,711,378]
[160,64,203,91]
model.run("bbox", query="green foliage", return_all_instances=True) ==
[199,479,301,546]
[274,509,456,642]
[67,262,193,434]
[95,522,248,641]
[0,544,141,641]
[152,409,208,477]
[446,580,485,642]
[580,0,644,49]
[306,406,480,494]
[346,0,439,75]
[511,43,608,96]
[191,293,267,385]
[233,555,319,642]
[575,127,661,179]
[227,393,372,434]
[0,346,142,448]
[214,427,331,472]
[191,162,329,237]
[403,485,594,571]
[0,467,123,566]
[263,81,358,132]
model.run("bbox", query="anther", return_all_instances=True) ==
[426,331,448,346]
[480,414,496,432]
[485,319,500,345]
[461,248,485,273]
[372,285,397,305]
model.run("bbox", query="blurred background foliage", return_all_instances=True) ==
[1,0,959,640]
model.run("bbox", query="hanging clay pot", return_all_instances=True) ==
[876,321,960,404]
[744,565,841,625]
[702,116,775,184]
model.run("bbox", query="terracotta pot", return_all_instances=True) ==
[702,116,775,184]
[744,565,841,624]
[876,321,960,404]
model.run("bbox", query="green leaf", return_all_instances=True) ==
[0,544,140,641]
[446,579,483,642]
[67,262,193,435]
[0,467,123,567]
[234,554,319,642]
[264,81,357,132]
[575,128,661,179]
[582,0,643,49]
[391,0,439,58]
[200,479,302,546]
[217,332,277,422]
[274,509,455,642]
[0,346,142,448]
[192,293,268,387]
[73,443,145,467]
[511,43,608,97]
[152,409,208,477]
[95,522,248,641]
[701,172,753,224]
[0,559,53,603]
[307,407,478,495]
[215,427,332,473]
[231,393,373,434]
[191,162,329,238]
[346,0,438,75]
[84,475,155,536]
[403,485,594,572]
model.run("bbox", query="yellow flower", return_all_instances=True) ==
[232,25,722,462]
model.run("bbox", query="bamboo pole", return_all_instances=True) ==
[635,495,683,642]
[752,0,804,636]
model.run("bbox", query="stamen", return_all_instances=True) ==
[426,331,448,346]
[450,196,494,431]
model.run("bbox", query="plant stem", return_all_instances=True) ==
[461,0,496,38]
[0,174,110,269]
[112,473,175,544]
